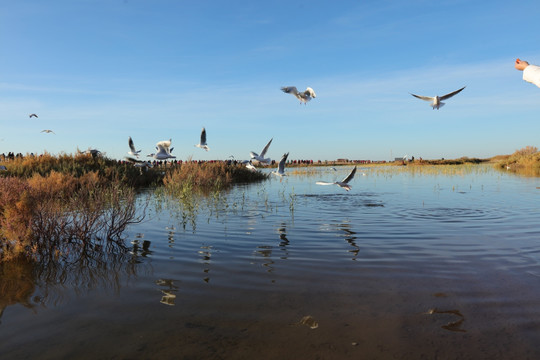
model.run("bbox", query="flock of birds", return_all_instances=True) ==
[23,84,467,191]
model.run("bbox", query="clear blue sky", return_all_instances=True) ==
[1,0,539,162]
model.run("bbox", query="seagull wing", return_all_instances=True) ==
[316,181,335,186]
[439,86,466,100]
[278,152,289,173]
[341,166,357,184]
[200,127,207,145]
[129,136,137,153]
[260,138,273,157]
[411,93,434,102]
[281,86,298,95]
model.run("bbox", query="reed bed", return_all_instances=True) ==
[0,171,144,262]
[0,152,162,187]
[494,146,540,176]
[163,161,268,196]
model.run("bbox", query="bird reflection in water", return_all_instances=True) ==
[156,279,179,306]
[130,234,152,262]
[277,223,290,259]
[198,245,212,283]
[165,226,176,248]
[254,246,274,274]
[337,222,359,260]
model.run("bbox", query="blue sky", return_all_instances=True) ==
[1,0,539,162]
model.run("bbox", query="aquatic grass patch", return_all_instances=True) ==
[494,146,540,176]
[0,172,145,262]
[163,161,268,195]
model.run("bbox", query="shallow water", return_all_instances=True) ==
[1,165,540,359]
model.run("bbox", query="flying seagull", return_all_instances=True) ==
[250,138,273,164]
[281,86,316,104]
[410,86,466,110]
[272,152,289,177]
[147,139,176,160]
[84,148,101,158]
[316,166,357,191]
[41,129,55,134]
[195,127,209,151]
[242,159,257,171]
[29,113,38,118]
[124,156,153,168]
[128,136,141,158]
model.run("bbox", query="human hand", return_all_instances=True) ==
[515,58,529,71]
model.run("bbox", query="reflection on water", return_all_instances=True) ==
[338,222,359,260]
[0,241,150,322]
[2,165,540,359]
[155,279,179,306]
[0,259,36,324]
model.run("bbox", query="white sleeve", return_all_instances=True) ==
[523,64,540,88]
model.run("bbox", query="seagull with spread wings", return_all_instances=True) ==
[410,86,466,110]
[281,86,316,104]
[250,138,273,164]
[29,113,38,118]
[316,166,357,191]
[41,129,55,134]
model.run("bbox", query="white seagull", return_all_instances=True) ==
[272,152,289,177]
[41,129,55,134]
[195,127,209,151]
[147,139,176,160]
[128,136,141,158]
[250,138,273,164]
[124,156,153,168]
[29,113,38,118]
[242,160,257,171]
[316,166,357,191]
[281,86,316,104]
[410,86,466,110]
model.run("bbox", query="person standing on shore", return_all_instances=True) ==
[515,58,540,88]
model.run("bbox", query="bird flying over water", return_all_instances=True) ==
[41,129,55,134]
[195,127,209,151]
[124,156,153,168]
[29,113,38,118]
[281,86,316,104]
[272,152,289,177]
[316,166,357,191]
[147,139,176,160]
[128,136,141,158]
[250,138,273,164]
[410,86,466,110]
[242,160,257,171]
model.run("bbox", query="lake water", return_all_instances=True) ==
[1,165,540,359]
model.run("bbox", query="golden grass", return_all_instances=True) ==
[494,146,540,176]
[163,160,268,196]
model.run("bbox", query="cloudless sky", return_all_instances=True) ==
[1,0,539,162]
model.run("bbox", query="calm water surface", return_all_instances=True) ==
[1,165,540,359]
